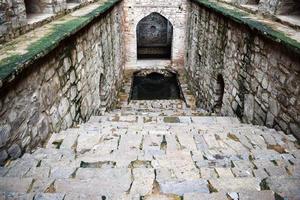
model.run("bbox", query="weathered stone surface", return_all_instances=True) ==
[184,192,227,200]
[209,178,261,192]
[239,191,275,200]
[34,193,66,200]
[159,179,209,195]
[130,168,155,196]
[0,124,11,148]
[0,177,33,192]
[266,177,300,199]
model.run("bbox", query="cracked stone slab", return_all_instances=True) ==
[60,131,79,150]
[184,192,227,200]
[76,133,101,154]
[34,193,66,200]
[159,179,209,196]
[265,176,300,199]
[130,168,155,196]
[0,177,33,192]
[54,177,131,197]
[209,178,261,192]
[238,191,275,200]
[0,192,35,200]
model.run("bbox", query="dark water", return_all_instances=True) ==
[130,72,181,100]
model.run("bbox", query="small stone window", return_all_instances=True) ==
[213,74,225,112]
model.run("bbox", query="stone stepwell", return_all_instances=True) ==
[0,72,299,200]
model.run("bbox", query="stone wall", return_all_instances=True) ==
[185,1,300,139]
[0,0,97,44]
[0,2,125,164]
[0,0,27,42]
[123,0,188,69]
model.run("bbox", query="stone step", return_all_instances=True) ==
[88,115,241,125]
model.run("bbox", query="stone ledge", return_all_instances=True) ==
[191,0,300,55]
[0,0,121,90]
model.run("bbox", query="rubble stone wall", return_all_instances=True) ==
[0,0,27,42]
[0,0,96,44]
[185,1,300,139]
[0,2,125,164]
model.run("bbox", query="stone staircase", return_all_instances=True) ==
[0,71,299,200]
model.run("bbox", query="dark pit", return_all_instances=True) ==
[130,71,182,100]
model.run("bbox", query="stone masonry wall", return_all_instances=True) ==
[185,1,300,139]
[0,0,27,42]
[0,2,125,164]
[0,0,97,44]
[123,0,188,69]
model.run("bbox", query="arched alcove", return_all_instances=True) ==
[136,12,173,59]
[214,74,225,112]
[24,0,43,14]
[277,0,300,16]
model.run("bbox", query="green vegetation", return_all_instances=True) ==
[0,0,120,82]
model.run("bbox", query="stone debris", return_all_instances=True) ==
[0,74,299,199]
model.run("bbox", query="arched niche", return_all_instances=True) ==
[136,12,173,59]
[24,0,43,14]
[277,0,300,16]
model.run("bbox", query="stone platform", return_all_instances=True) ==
[0,74,299,200]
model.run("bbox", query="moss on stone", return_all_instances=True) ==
[0,0,120,83]
[164,116,180,123]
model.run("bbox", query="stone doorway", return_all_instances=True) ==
[136,13,173,59]
[130,70,183,100]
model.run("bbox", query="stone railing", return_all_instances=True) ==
[0,0,124,164]
[185,0,300,139]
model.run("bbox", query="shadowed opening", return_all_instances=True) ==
[24,0,43,14]
[136,13,173,59]
[130,71,182,100]
[214,74,225,112]
[277,0,300,16]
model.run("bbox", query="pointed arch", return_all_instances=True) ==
[136,12,173,59]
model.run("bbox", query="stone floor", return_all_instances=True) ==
[0,70,299,200]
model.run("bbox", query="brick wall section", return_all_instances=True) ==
[123,0,188,68]
[185,1,300,139]
[0,2,125,164]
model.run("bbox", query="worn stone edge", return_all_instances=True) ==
[0,0,121,88]
[191,0,300,55]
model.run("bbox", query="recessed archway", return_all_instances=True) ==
[214,74,225,112]
[277,0,300,16]
[24,0,43,14]
[136,12,173,59]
